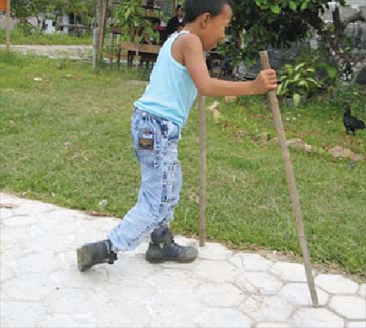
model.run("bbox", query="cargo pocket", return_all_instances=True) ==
[135,127,162,169]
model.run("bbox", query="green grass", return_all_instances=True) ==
[1,51,365,277]
[0,29,93,45]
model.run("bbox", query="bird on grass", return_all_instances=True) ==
[343,105,365,136]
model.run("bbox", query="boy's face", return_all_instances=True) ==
[201,4,232,51]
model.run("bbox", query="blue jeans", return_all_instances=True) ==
[108,109,182,251]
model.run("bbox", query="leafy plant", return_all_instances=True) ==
[276,62,322,106]
[317,62,339,86]
[295,47,339,88]
[225,0,346,64]
[114,0,158,43]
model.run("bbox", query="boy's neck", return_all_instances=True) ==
[183,23,204,41]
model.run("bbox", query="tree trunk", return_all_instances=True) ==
[310,7,366,83]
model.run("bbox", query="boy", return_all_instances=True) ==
[77,0,276,271]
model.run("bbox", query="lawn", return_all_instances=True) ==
[1,52,365,277]
[0,29,93,45]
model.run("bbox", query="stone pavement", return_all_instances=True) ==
[0,45,93,60]
[0,192,365,328]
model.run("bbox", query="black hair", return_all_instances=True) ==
[176,5,183,11]
[184,0,232,24]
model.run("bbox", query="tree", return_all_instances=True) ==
[59,0,98,24]
[227,0,336,62]
[114,0,158,43]
[227,0,366,82]
[11,0,56,25]
[320,6,366,83]
[11,0,98,26]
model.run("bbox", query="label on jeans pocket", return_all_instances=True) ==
[138,136,154,151]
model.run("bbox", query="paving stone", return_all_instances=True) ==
[290,308,344,327]
[0,264,15,283]
[157,258,199,270]
[35,218,86,239]
[2,193,365,328]
[16,253,62,274]
[2,273,54,301]
[97,302,151,328]
[239,295,292,322]
[0,193,26,205]
[229,253,273,272]
[195,308,252,328]
[0,246,28,267]
[196,282,246,307]
[40,208,86,221]
[198,242,233,261]
[39,314,96,328]
[0,208,14,220]
[147,318,196,328]
[0,226,29,250]
[13,201,54,216]
[3,214,39,227]
[0,290,7,300]
[0,300,47,327]
[235,272,283,295]
[358,284,366,298]
[146,290,206,327]
[316,274,359,294]
[45,288,105,316]
[269,261,307,282]
[107,255,160,278]
[119,239,148,257]
[329,295,366,320]
[193,260,238,282]
[88,217,120,235]
[257,323,291,328]
[347,322,366,328]
[98,277,157,303]
[28,234,77,253]
[51,267,110,289]
[278,283,329,306]
[56,249,80,267]
[144,269,202,292]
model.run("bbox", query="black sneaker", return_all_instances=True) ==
[145,226,198,263]
[76,239,117,272]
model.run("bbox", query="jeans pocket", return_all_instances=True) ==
[134,124,162,169]
[167,121,180,141]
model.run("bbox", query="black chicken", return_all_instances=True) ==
[343,106,365,136]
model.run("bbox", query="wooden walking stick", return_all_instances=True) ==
[260,51,319,308]
[199,94,207,246]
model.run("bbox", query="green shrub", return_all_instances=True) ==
[276,62,322,106]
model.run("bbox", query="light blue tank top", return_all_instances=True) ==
[134,31,198,128]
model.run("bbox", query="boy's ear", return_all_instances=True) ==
[200,13,211,28]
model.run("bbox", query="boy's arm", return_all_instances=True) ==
[180,34,277,97]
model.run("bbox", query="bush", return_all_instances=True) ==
[276,62,322,106]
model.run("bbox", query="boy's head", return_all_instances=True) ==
[184,0,233,50]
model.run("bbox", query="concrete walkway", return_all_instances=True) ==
[0,192,365,328]
[0,45,93,60]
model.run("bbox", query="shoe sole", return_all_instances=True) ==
[145,254,197,264]
[76,246,92,272]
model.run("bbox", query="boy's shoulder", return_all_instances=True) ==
[171,32,203,66]
[174,32,202,52]
[177,32,200,43]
